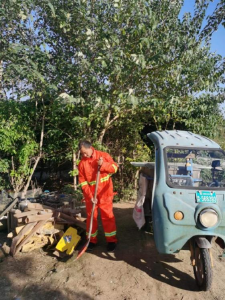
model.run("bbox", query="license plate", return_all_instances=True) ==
[196,191,217,203]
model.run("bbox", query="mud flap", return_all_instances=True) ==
[195,237,212,249]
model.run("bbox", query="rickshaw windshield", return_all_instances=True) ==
[165,147,225,189]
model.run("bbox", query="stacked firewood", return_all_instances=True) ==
[7,202,86,256]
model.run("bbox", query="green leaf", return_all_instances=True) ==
[48,2,56,18]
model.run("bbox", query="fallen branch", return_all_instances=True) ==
[25,213,53,223]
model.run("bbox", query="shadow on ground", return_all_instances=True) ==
[0,203,199,300]
[79,205,198,292]
[0,253,94,300]
[0,230,93,300]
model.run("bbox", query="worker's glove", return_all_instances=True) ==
[91,197,98,204]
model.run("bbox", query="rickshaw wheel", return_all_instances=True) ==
[193,246,212,291]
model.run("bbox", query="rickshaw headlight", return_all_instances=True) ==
[199,209,218,228]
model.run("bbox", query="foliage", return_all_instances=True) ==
[61,184,83,202]
[0,0,225,198]
[0,101,41,193]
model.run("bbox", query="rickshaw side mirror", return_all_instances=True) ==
[212,160,220,168]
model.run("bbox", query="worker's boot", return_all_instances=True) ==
[107,242,117,252]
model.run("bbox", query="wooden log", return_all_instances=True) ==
[39,221,64,230]
[76,216,87,222]
[25,213,53,223]
[17,221,26,226]
[21,235,49,253]
[16,218,24,223]
[57,207,79,214]
[7,211,18,232]
[54,219,76,225]
[14,220,48,256]
[13,211,38,219]
[10,209,21,214]
[24,234,49,244]
[1,242,10,255]
[7,212,10,233]
[9,211,18,232]
[33,234,49,243]
[37,222,62,235]
[14,209,52,219]
[56,212,86,230]
[7,232,14,238]
[21,242,46,253]
[10,222,37,256]
[15,225,25,235]
[0,197,19,219]
[38,209,54,214]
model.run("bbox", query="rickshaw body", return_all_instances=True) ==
[148,130,225,290]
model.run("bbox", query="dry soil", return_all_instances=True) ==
[0,202,225,300]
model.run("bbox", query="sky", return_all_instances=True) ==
[180,0,225,112]
[180,0,225,57]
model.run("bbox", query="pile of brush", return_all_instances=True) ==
[7,202,86,256]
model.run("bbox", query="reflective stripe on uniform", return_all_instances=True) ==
[112,164,118,173]
[86,230,98,237]
[100,175,110,183]
[89,180,96,186]
[82,170,116,187]
[105,231,116,237]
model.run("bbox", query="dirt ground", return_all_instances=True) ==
[0,202,225,300]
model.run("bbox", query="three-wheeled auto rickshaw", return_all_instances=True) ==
[136,130,225,291]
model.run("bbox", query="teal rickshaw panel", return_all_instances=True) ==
[147,130,225,254]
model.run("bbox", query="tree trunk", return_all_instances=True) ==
[21,113,45,198]
[98,109,131,144]
[98,110,111,144]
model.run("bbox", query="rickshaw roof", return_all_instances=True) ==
[148,130,221,149]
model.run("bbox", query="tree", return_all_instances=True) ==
[33,0,224,135]
[0,0,53,195]
[0,100,44,197]
[0,0,224,196]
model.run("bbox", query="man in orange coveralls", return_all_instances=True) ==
[78,141,118,252]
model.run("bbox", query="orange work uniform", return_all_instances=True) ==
[78,147,118,244]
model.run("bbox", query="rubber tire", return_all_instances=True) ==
[193,247,213,291]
